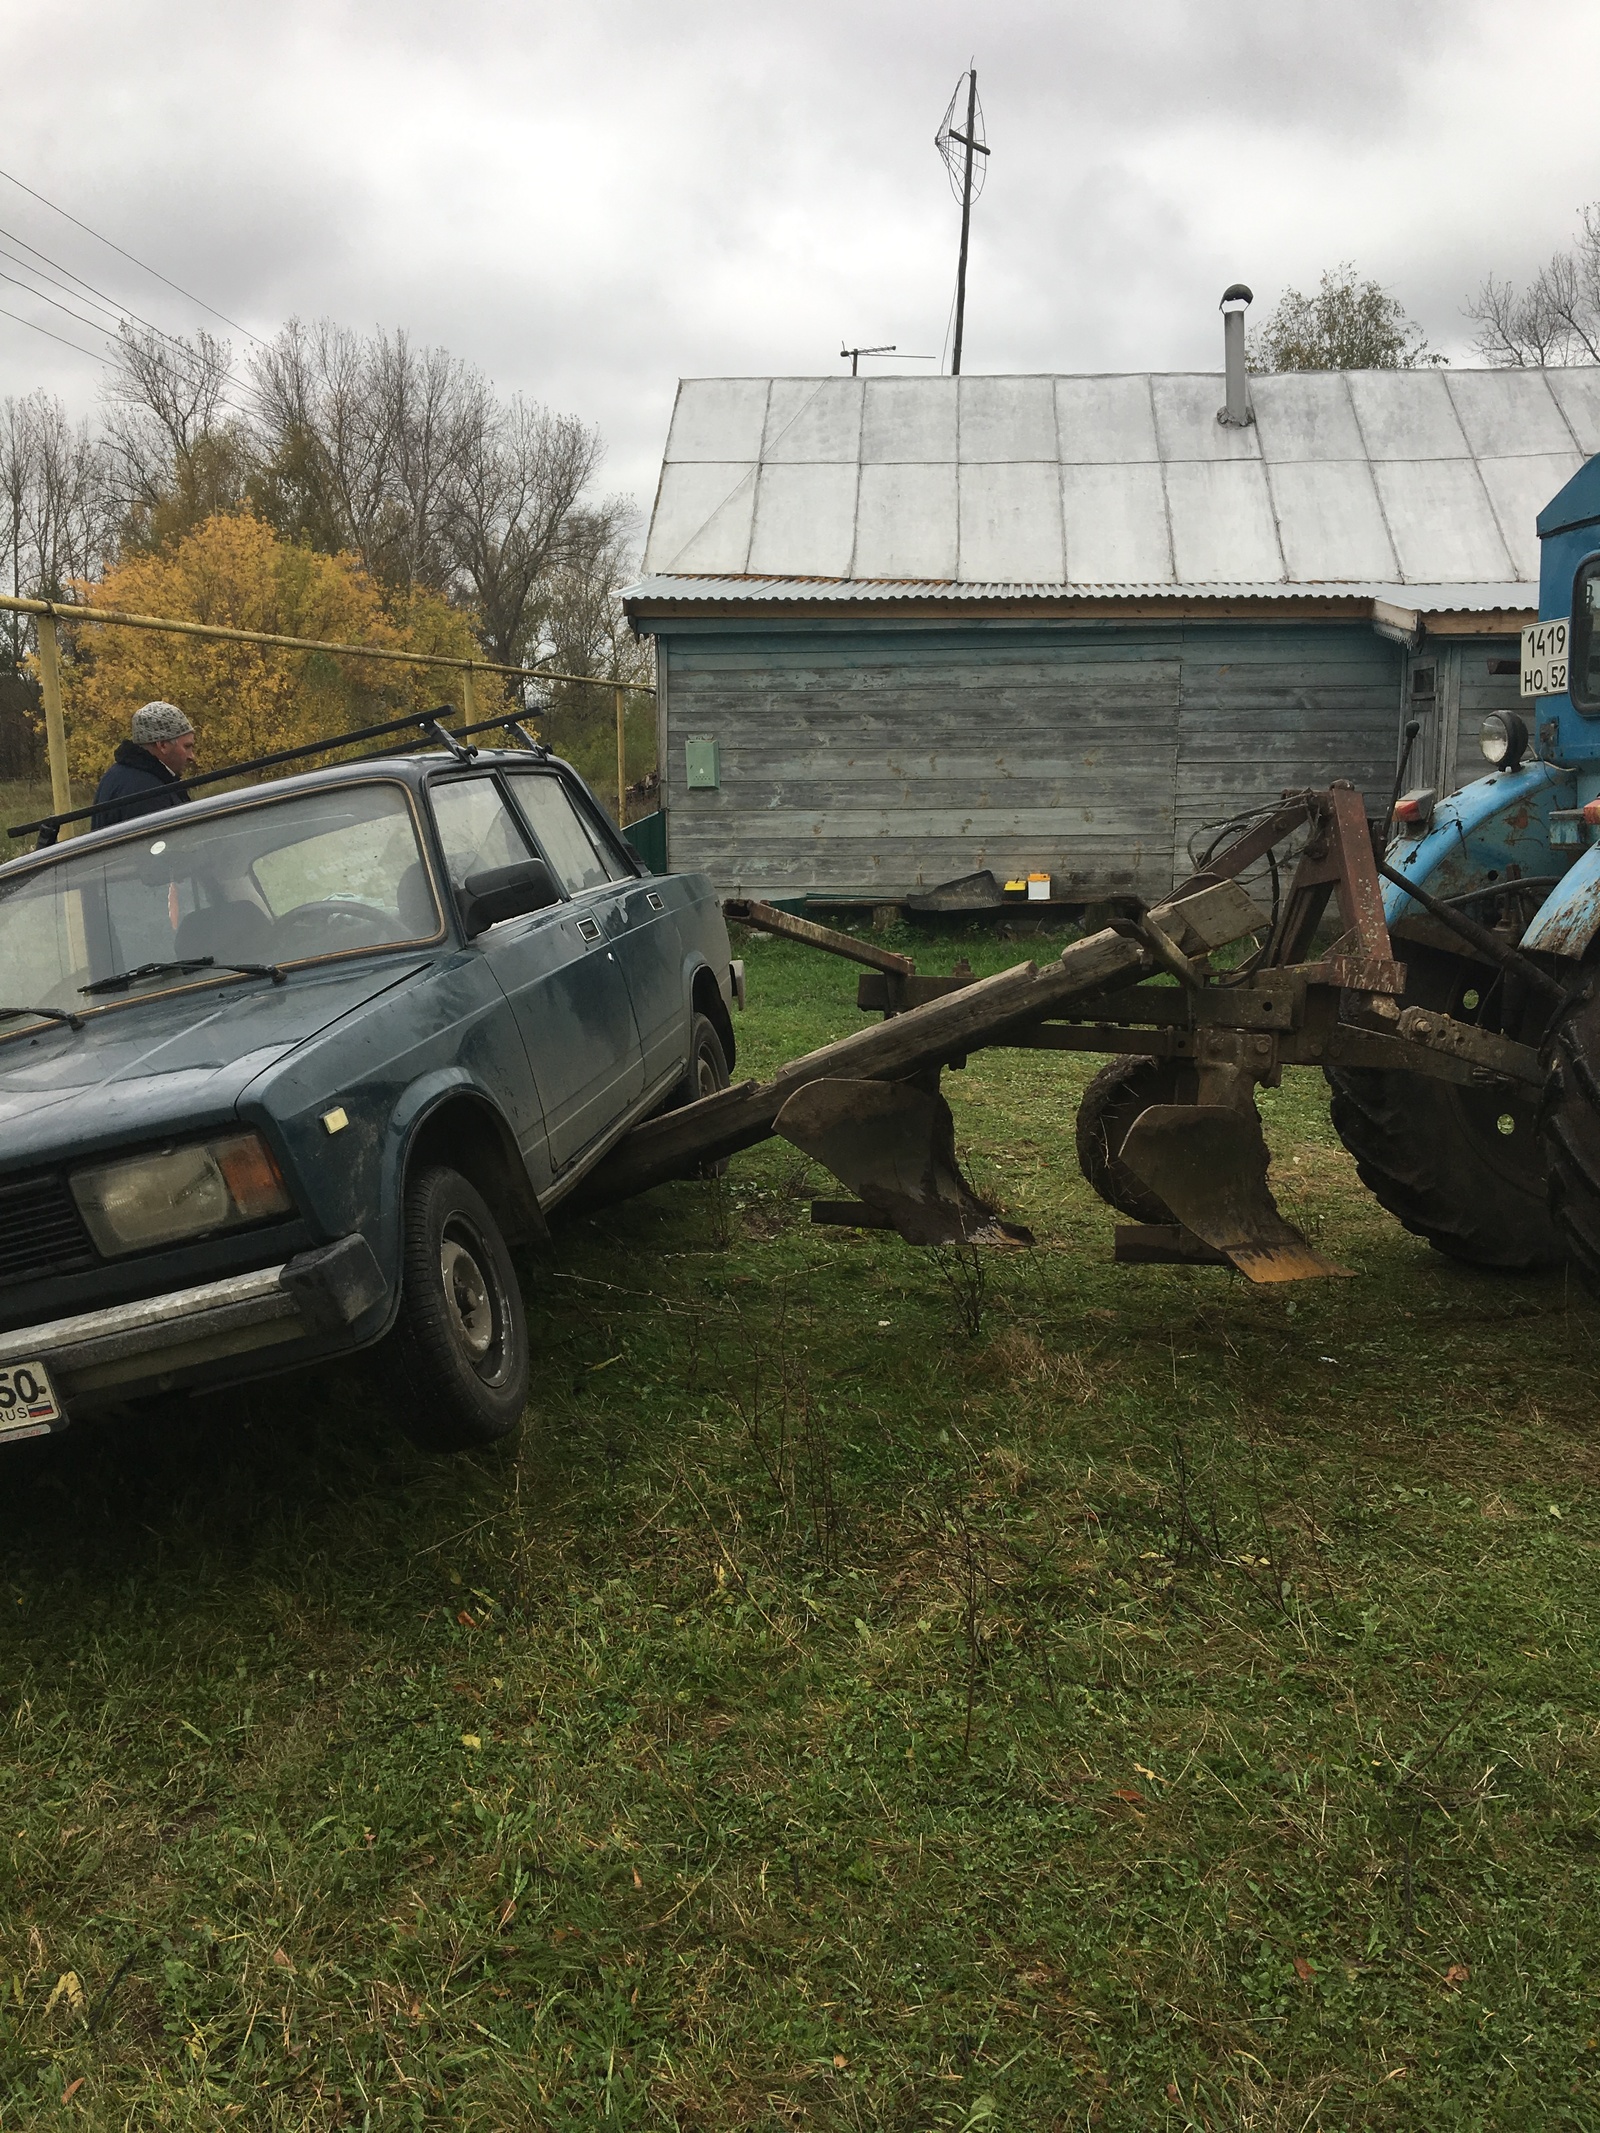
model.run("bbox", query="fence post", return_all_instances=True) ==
[615,684,626,825]
[37,614,72,834]
[462,663,479,723]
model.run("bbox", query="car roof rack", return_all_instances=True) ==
[11,704,552,849]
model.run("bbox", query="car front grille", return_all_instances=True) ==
[0,1170,97,1289]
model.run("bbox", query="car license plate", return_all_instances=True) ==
[0,1358,64,1441]
[1521,619,1568,699]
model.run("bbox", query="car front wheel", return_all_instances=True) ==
[387,1165,529,1452]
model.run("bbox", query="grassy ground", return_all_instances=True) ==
[3,923,1599,2130]
[1,776,69,842]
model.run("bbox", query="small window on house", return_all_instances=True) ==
[1573,556,1600,714]
[1410,666,1436,700]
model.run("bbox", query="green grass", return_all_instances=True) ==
[1,776,70,843]
[4,922,1600,2129]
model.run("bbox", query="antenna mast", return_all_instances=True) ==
[936,66,989,375]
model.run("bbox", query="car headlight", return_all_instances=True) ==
[70,1132,293,1256]
[1480,710,1529,770]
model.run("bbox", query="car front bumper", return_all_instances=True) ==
[0,1234,387,1420]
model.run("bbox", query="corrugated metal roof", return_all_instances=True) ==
[638,368,1600,596]
[626,573,1536,615]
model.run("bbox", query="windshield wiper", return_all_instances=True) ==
[0,1003,84,1031]
[79,956,286,997]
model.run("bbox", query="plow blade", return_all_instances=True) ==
[774,1078,1033,1248]
[1119,1104,1351,1283]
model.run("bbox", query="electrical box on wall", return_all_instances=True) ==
[685,737,720,789]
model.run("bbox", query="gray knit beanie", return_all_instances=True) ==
[130,701,194,743]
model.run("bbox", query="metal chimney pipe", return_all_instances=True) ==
[1217,283,1254,428]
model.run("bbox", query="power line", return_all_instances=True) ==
[0,302,105,363]
[0,222,203,358]
[0,164,264,345]
[0,264,122,345]
[0,218,280,429]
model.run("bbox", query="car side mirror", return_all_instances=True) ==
[457,858,560,937]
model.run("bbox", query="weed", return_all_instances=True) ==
[932,1240,989,1338]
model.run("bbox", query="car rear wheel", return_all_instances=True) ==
[387,1165,528,1452]
[673,1012,731,1108]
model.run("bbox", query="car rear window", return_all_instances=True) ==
[430,777,534,886]
[508,774,628,894]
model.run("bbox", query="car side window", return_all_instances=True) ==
[430,777,534,888]
[508,774,628,894]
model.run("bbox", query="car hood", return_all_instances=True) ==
[0,957,432,1156]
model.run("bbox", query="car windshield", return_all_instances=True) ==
[0,781,440,1015]
[1576,557,1600,713]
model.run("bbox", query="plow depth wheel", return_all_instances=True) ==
[1075,1055,1182,1224]
[1326,946,1562,1271]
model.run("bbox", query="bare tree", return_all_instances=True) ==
[249,320,479,591]
[1467,205,1600,367]
[538,498,649,685]
[444,396,604,668]
[0,392,115,671]
[82,313,638,691]
[103,323,248,544]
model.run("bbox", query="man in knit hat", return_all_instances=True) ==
[91,702,198,830]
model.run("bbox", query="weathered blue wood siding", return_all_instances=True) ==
[651,619,1405,898]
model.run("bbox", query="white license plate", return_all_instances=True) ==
[0,1358,63,1441]
[1521,619,1569,699]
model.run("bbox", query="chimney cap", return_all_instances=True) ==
[1219,282,1253,309]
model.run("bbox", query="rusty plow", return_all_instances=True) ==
[773,1077,1033,1248]
[1117,1099,1350,1283]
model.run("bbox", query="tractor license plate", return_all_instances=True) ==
[0,1358,64,1442]
[1521,619,1568,698]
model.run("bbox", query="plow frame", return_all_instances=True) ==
[576,784,1545,1281]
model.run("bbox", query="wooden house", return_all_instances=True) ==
[623,366,1600,903]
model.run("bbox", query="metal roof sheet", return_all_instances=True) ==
[641,368,1597,593]
[625,573,1536,614]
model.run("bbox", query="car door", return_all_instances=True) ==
[504,769,687,1093]
[428,773,645,1176]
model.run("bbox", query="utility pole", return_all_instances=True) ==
[951,70,978,376]
[936,68,990,377]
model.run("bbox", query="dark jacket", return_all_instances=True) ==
[91,741,186,831]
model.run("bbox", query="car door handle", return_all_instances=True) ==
[576,916,601,942]
[646,892,664,911]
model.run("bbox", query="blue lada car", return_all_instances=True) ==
[0,746,737,1453]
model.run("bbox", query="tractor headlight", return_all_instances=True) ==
[70,1131,293,1256]
[1480,710,1529,770]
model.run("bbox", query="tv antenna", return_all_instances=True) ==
[839,344,937,376]
[841,344,895,375]
[935,65,989,375]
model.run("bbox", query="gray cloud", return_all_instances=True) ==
[0,0,1592,505]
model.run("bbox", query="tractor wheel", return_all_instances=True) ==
[1325,945,1562,1270]
[1075,1054,1181,1224]
[1538,976,1600,1293]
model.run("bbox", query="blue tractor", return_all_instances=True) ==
[1328,455,1600,1276]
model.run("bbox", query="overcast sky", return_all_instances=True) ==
[0,0,1594,515]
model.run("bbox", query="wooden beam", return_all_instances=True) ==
[729,899,915,976]
[569,926,1151,1209]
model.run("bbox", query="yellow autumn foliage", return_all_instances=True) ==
[61,512,480,782]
